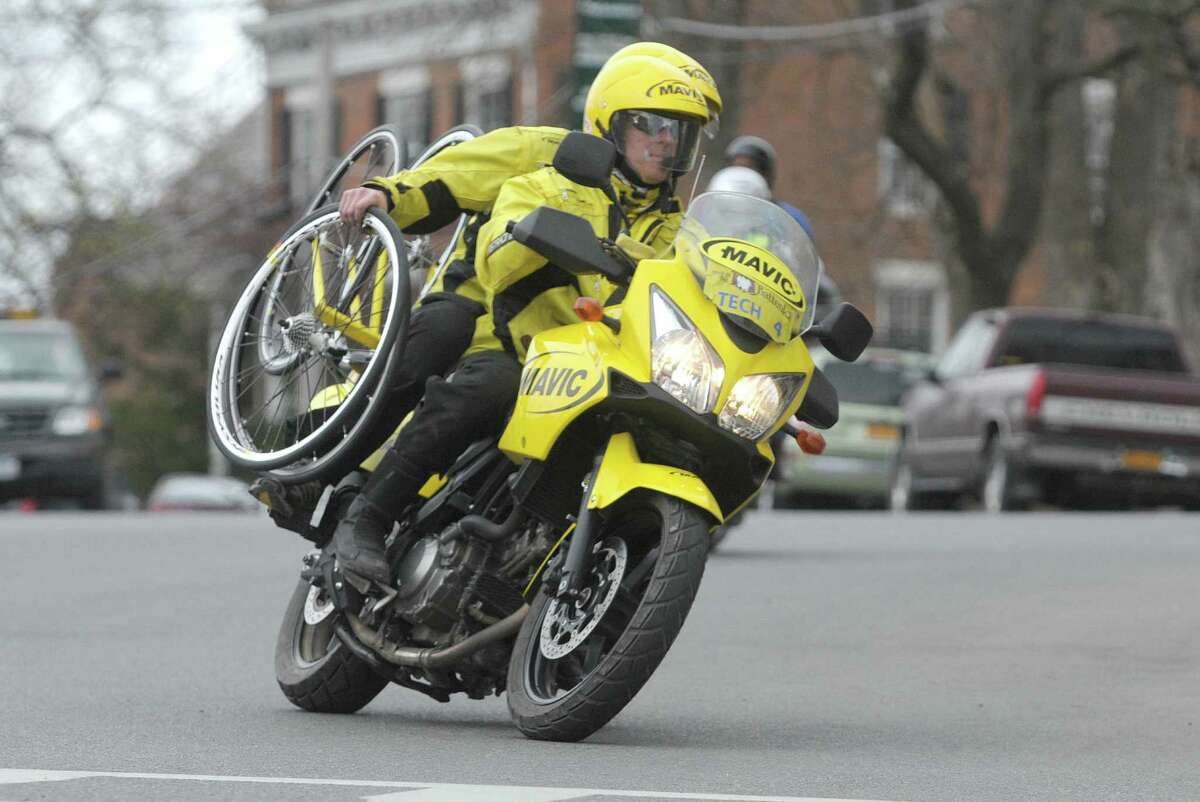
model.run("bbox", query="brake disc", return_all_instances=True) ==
[539,537,628,660]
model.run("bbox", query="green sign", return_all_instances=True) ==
[571,0,642,115]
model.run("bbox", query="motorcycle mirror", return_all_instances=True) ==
[552,132,617,190]
[794,366,838,429]
[806,302,873,362]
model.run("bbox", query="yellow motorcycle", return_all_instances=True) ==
[213,134,870,741]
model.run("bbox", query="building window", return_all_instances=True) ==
[286,106,315,211]
[379,67,432,161]
[883,288,935,351]
[1082,78,1115,225]
[459,55,512,132]
[878,138,935,218]
[477,80,513,132]
[873,259,950,354]
[381,90,431,159]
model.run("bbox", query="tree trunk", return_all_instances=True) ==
[1040,0,1098,309]
[1098,41,1178,314]
[1146,136,1200,368]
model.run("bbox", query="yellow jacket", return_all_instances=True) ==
[362,126,569,307]
[470,166,683,361]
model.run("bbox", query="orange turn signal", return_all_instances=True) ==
[795,428,826,455]
[573,296,605,322]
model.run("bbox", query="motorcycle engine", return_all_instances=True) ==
[392,526,496,632]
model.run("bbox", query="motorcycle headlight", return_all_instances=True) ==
[52,405,103,436]
[650,287,724,414]
[718,374,807,440]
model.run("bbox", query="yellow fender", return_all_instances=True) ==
[587,432,723,524]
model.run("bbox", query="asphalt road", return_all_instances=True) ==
[2,509,1198,802]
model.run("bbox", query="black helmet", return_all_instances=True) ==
[723,135,778,188]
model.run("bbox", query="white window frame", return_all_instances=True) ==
[284,85,317,210]
[877,137,936,219]
[459,54,512,132]
[380,66,432,159]
[1082,77,1116,225]
[873,259,950,354]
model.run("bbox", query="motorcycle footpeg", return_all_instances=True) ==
[323,557,367,612]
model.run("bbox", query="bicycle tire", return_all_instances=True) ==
[303,125,405,217]
[208,205,410,471]
[260,126,486,485]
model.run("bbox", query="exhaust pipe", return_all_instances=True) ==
[345,604,529,670]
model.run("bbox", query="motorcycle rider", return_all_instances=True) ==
[255,46,723,524]
[706,164,771,199]
[723,135,815,239]
[606,40,724,138]
[330,55,712,583]
[719,136,843,321]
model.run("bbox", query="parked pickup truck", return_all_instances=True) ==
[890,307,1200,511]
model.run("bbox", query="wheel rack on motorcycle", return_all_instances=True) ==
[251,133,873,742]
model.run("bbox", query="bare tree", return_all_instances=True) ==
[0,0,254,310]
[880,0,1139,311]
[1094,0,1200,363]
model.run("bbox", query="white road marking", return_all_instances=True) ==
[0,768,905,802]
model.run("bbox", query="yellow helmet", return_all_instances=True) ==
[583,55,709,178]
[607,41,723,118]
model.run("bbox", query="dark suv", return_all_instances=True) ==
[0,318,118,509]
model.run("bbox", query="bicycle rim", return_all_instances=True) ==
[208,206,409,469]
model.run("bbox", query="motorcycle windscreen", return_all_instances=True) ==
[675,192,822,343]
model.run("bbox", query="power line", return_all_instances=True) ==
[648,0,988,43]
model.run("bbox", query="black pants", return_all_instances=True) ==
[363,348,523,518]
[346,296,480,470]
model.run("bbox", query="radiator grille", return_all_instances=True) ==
[0,409,51,439]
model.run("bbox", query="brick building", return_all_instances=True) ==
[247,0,589,213]
[244,1,1197,356]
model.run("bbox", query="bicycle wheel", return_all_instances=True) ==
[409,125,483,298]
[208,205,410,471]
[303,125,405,217]
[259,125,487,485]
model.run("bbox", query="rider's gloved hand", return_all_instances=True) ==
[614,234,656,263]
[601,234,657,280]
[339,187,388,226]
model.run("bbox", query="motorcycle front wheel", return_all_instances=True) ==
[506,493,710,742]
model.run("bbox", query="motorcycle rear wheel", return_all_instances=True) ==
[507,494,710,742]
[275,577,388,713]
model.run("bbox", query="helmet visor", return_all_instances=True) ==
[612,110,703,179]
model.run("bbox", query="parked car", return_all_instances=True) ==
[0,316,120,509]
[774,347,934,508]
[146,473,260,512]
[890,307,1200,512]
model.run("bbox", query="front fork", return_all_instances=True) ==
[556,451,606,600]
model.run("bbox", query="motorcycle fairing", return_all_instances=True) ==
[587,431,722,523]
[498,251,815,519]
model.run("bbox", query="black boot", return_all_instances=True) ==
[249,476,323,519]
[330,451,428,584]
[331,494,394,583]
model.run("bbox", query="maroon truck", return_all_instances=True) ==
[890,307,1200,511]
